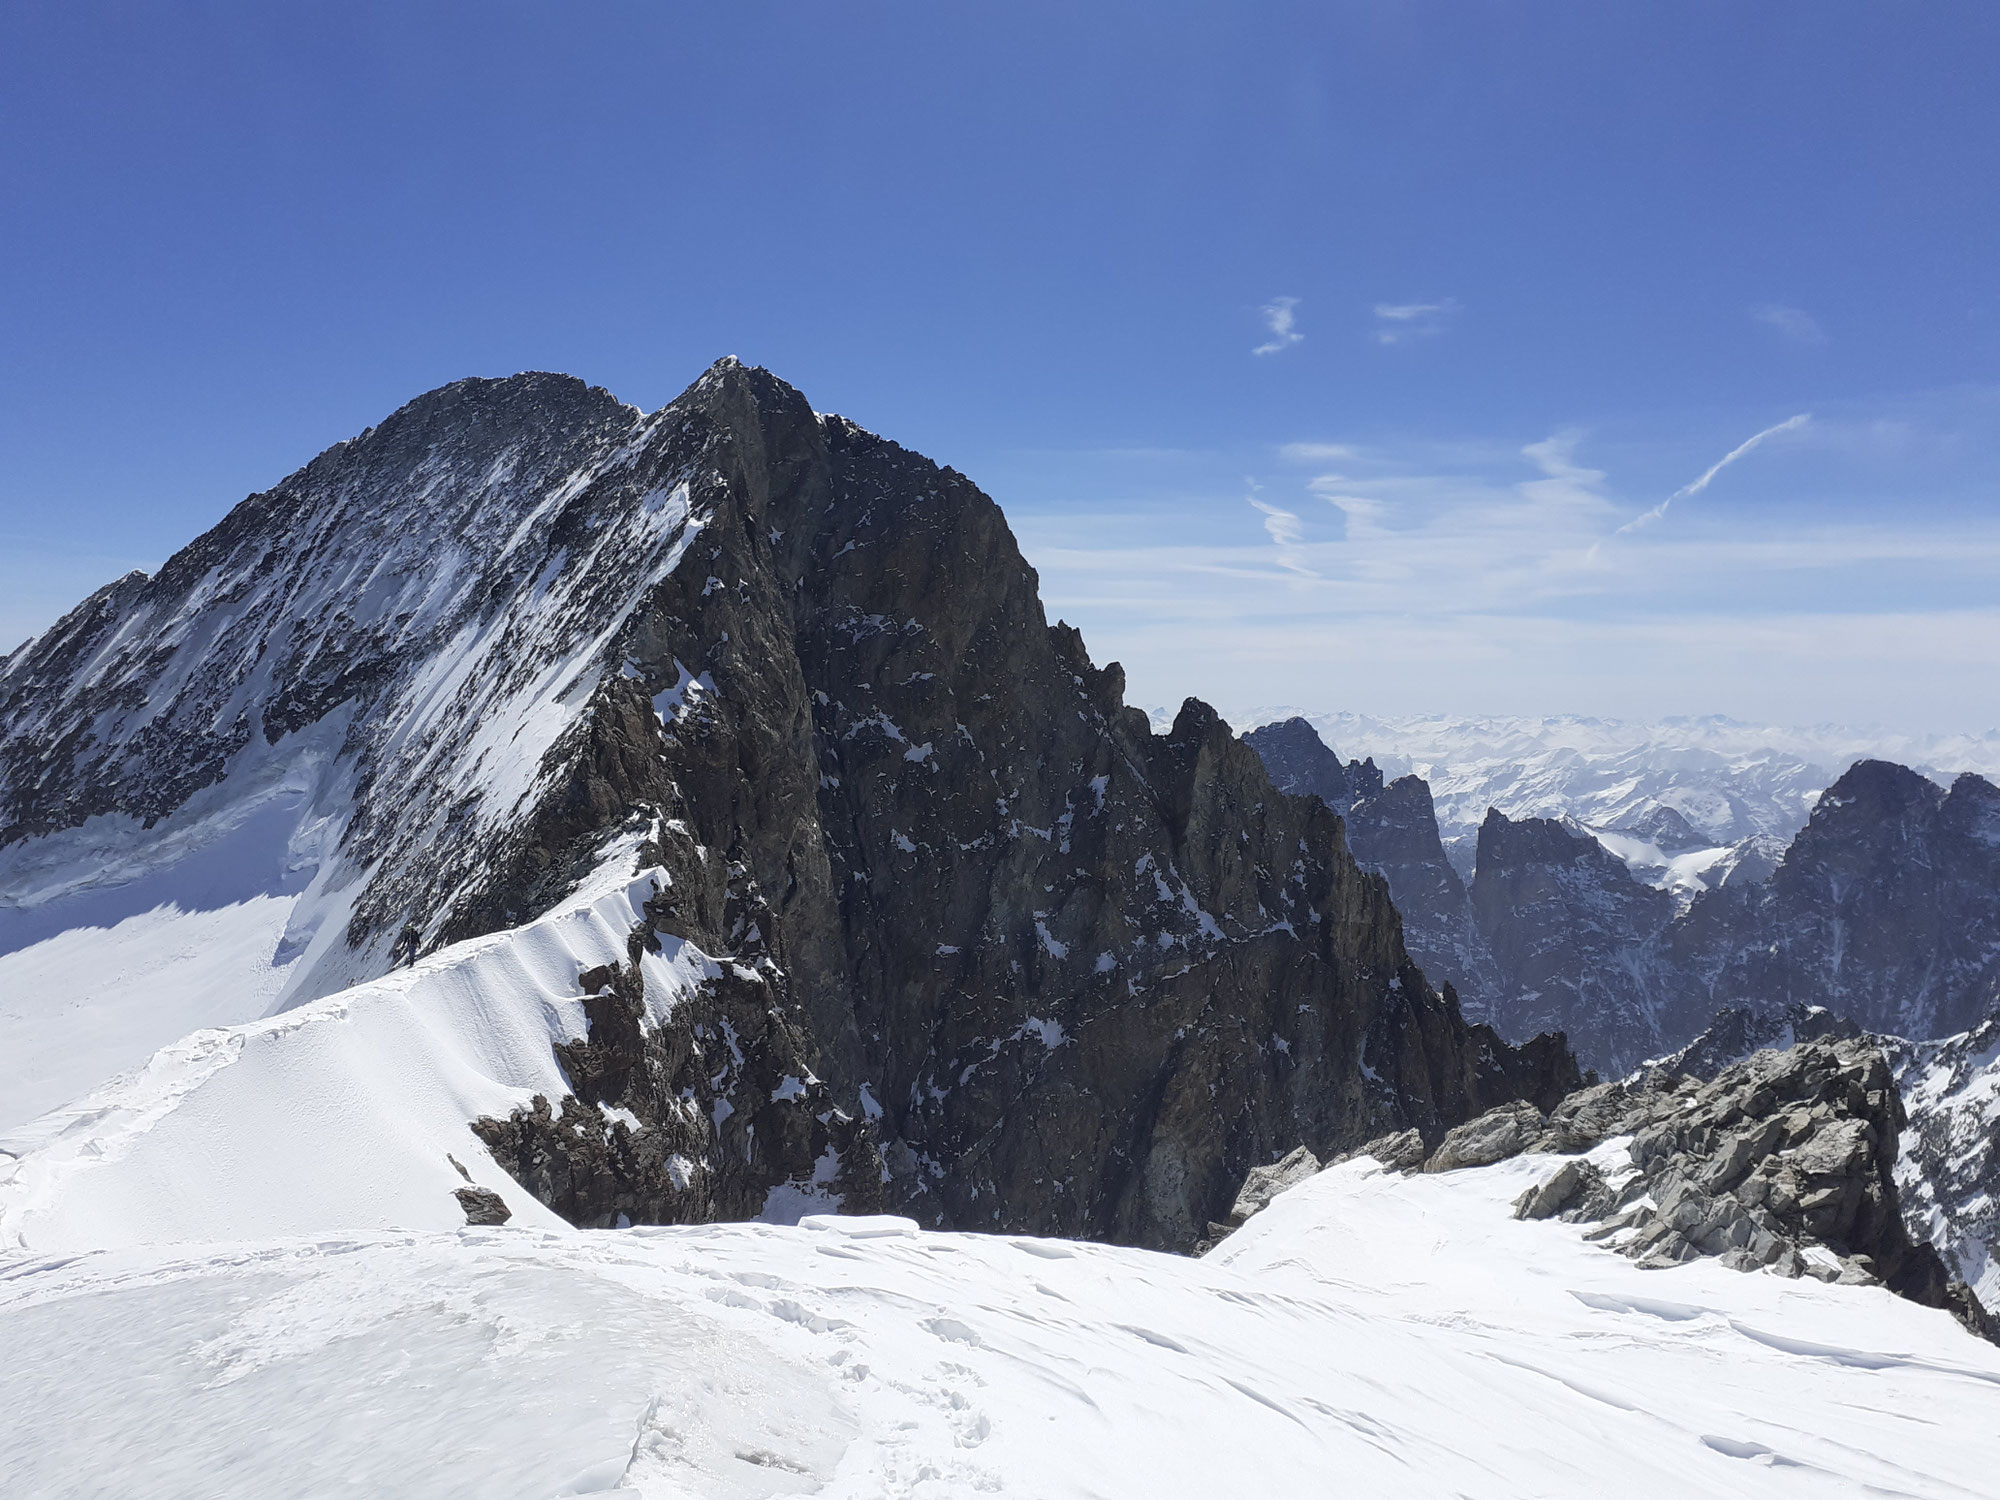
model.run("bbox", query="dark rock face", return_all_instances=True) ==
[0,360,1578,1252]
[1245,720,1499,1023]
[1470,810,1677,1074]
[1510,1039,1992,1341]
[1242,717,1381,815]
[1344,775,1503,1023]
[1693,763,2000,1041]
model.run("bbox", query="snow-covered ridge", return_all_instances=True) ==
[0,850,709,1251]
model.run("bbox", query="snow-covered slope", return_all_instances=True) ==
[0,717,352,1126]
[4,1149,1995,1499]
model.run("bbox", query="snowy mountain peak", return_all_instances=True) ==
[0,361,1576,1249]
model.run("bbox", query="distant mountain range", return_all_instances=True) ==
[1247,717,2000,1078]
[1244,711,2000,1307]
[1237,709,2000,883]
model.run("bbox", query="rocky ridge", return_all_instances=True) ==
[1246,717,1500,1024]
[1213,1036,1994,1342]
[1511,1041,1989,1339]
[1657,1001,2000,1311]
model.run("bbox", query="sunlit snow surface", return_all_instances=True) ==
[0,718,353,1131]
[4,1153,1997,1499]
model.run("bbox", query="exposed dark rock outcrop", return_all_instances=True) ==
[1470,810,1677,1073]
[471,917,885,1230]
[453,1186,513,1226]
[1509,1039,1993,1341]
[1246,720,1500,1022]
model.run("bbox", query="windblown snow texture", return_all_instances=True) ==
[4,1153,1997,1500]
[0,359,1575,1249]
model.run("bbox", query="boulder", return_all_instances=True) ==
[454,1186,513,1226]
[1353,1128,1429,1173]
[1511,1158,1607,1221]
[1538,1082,1640,1153]
[1516,1037,1995,1343]
[1226,1145,1321,1227]
[1425,1101,1545,1173]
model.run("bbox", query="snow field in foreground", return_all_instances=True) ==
[4,1150,1997,1500]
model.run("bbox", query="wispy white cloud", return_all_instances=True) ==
[1002,385,2000,729]
[1752,303,1828,346]
[1252,297,1303,356]
[1248,484,1317,575]
[1248,497,1303,546]
[1373,298,1460,345]
[1280,441,1356,463]
[1616,414,1811,535]
[1014,481,2000,729]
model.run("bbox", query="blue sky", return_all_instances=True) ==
[4,3,1996,729]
